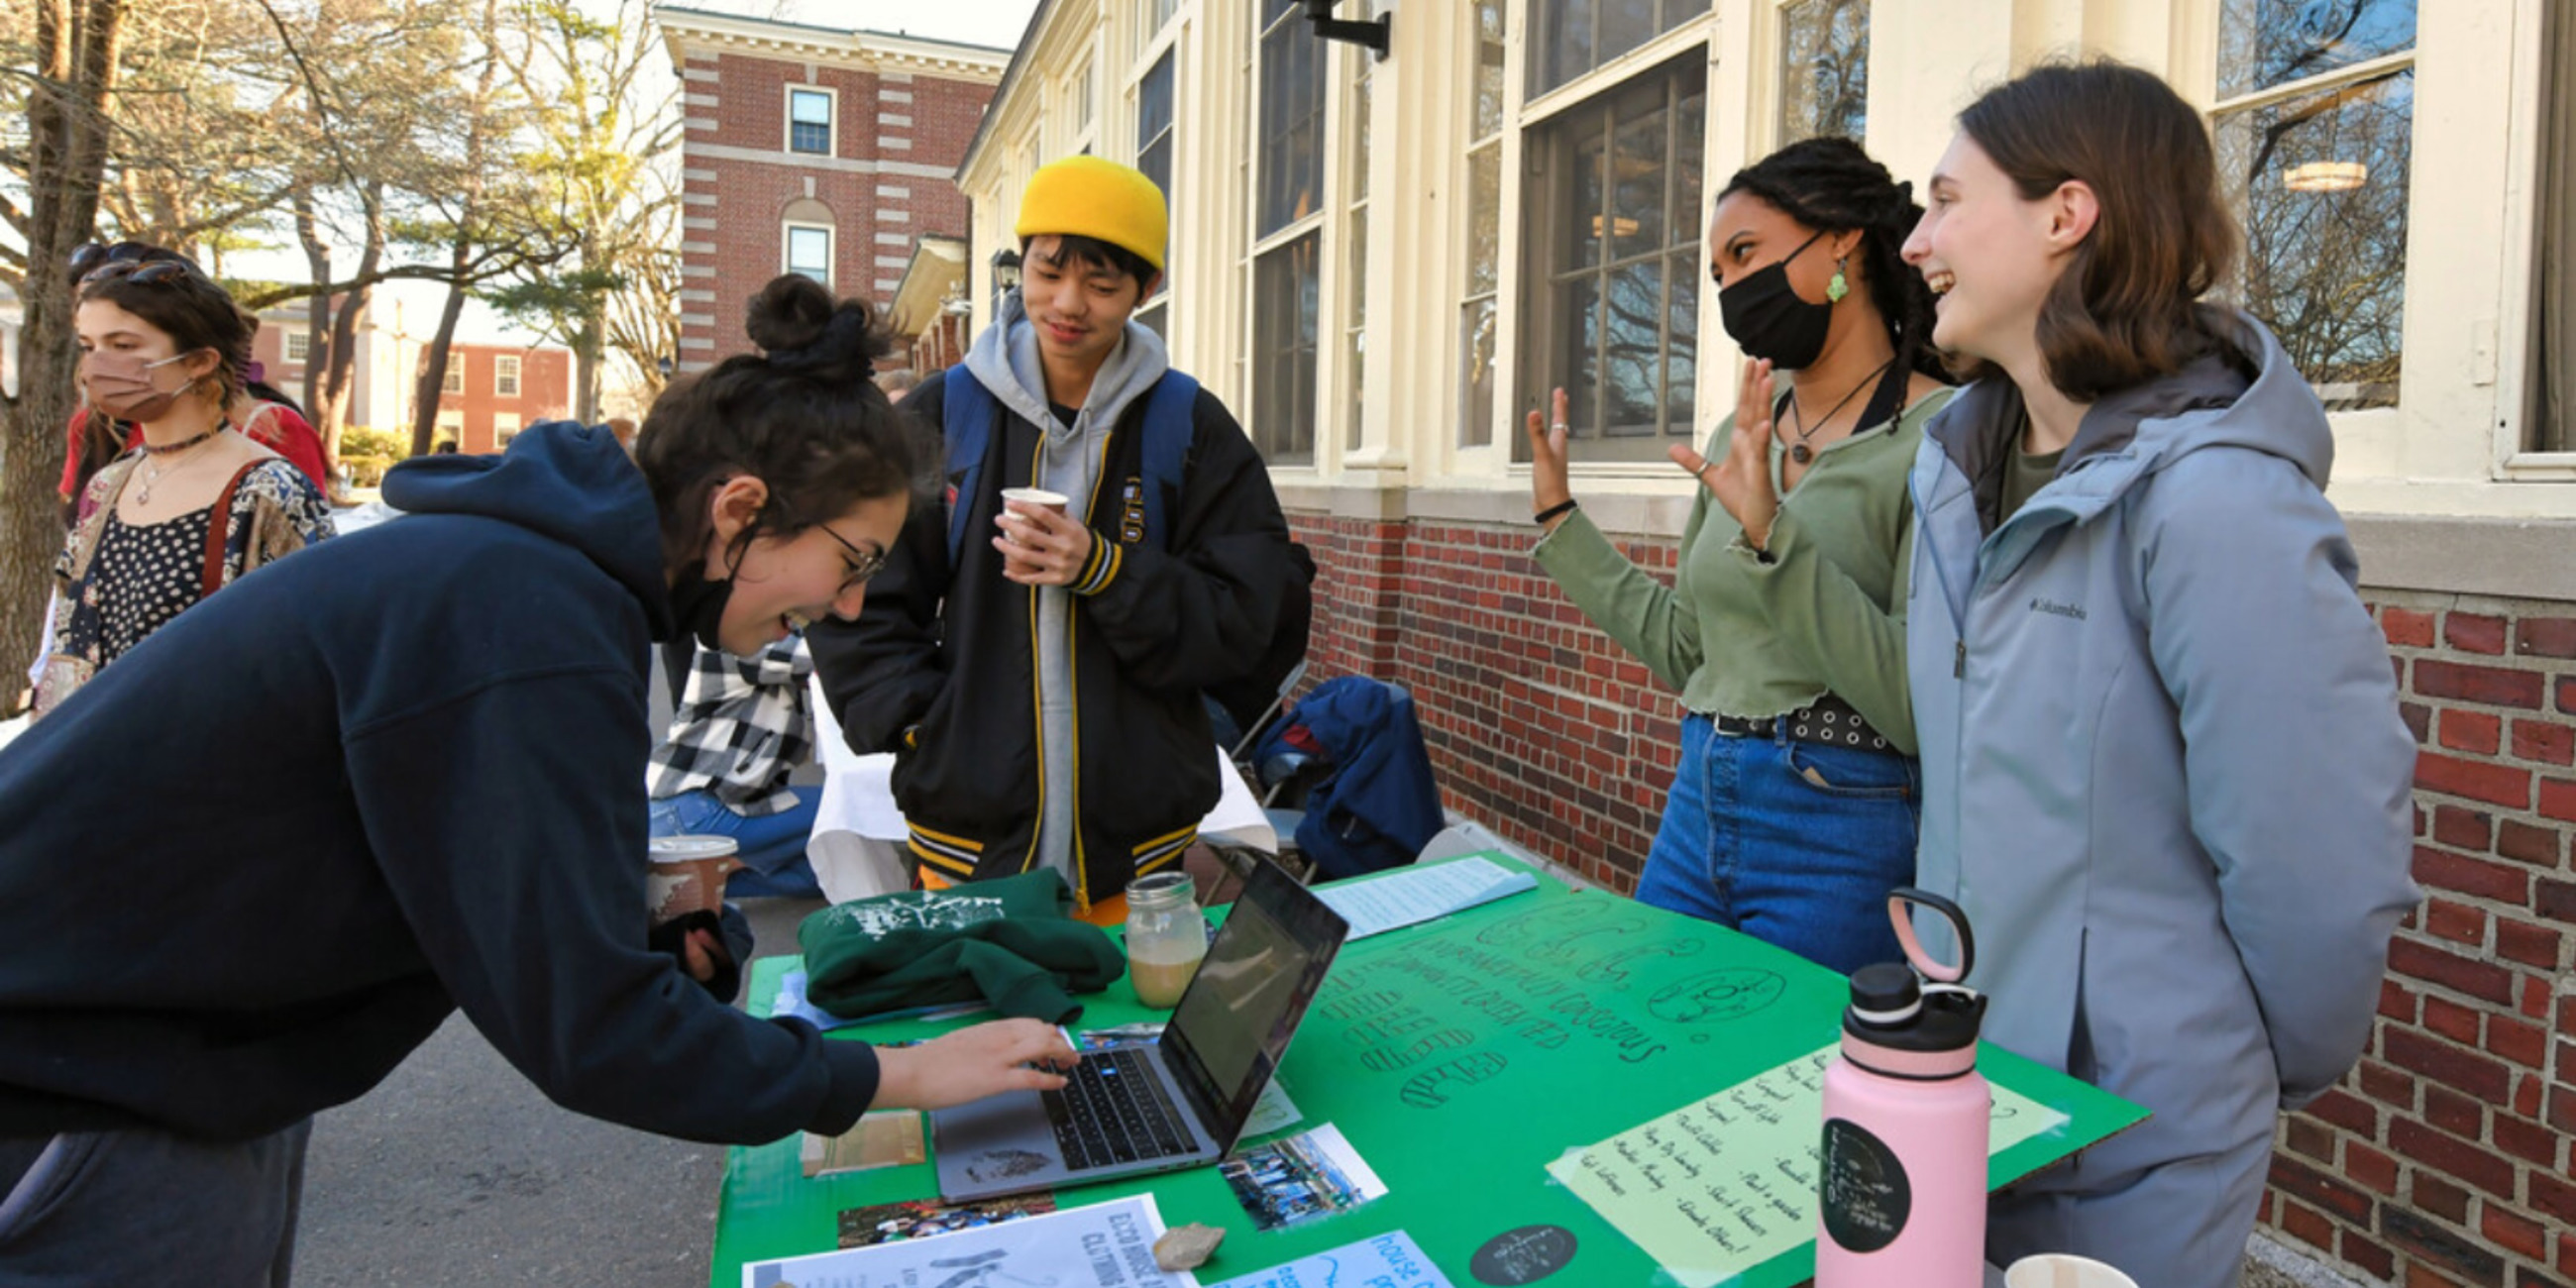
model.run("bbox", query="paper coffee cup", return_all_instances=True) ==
[2004,1254,2140,1288]
[647,834,742,923]
[1000,486,1069,515]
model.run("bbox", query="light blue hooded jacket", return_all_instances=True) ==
[1904,311,2418,1202]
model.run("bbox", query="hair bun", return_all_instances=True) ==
[745,274,835,354]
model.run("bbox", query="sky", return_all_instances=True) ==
[229,0,1040,363]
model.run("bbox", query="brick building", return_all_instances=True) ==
[964,3,2576,1284]
[654,7,1008,376]
[249,305,569,456]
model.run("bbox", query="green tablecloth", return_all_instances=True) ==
[710,855,2145,1287]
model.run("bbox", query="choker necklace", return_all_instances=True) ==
[1784,359,1894,465]
[141,427,219,456]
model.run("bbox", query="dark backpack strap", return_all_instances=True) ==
[200,460,266,597]
[1135,372,1198,551]
[940,364,998,569]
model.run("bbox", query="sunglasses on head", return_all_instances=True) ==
[70,242,205,287]
[82,259,205,288]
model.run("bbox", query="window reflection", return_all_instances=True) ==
[1778,0,1868,144]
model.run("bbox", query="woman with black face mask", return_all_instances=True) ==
[1525,137,1951,975]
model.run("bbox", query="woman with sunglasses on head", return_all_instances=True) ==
[1526,137,1951,975]
[0,274,1075,1286]
[1897,62,2415,1286]
[35,255,336,717]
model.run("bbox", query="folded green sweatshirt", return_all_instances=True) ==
[797,869,1127,1023]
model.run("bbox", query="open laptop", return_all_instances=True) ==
[930,859,1349,1202]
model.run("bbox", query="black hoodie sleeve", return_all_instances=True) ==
[343,666,880,1144]
[1072,389,1294,692]
[808,376,954,755]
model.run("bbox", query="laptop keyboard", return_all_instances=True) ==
[1042,1047,1200,1172]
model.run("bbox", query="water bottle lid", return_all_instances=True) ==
[1846,962,1921,1026]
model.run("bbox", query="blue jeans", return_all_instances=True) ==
[648,787,823,900]
[1635,713,1919,976]
[0,1120,310,1286]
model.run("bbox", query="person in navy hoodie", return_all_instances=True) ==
[0,275,1077,1286]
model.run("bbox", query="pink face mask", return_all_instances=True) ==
[83,350,201,423]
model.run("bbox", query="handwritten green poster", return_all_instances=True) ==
[1545,1045,2066,1287]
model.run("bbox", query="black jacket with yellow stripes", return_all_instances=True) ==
[807,369,1297,913]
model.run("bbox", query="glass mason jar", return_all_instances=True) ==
[1124,872,1209,1009]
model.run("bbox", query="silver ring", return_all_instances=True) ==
[1550,423,1568,433]
[1697,461,1720,481]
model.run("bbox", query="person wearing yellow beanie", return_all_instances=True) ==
[807,153,1310,925]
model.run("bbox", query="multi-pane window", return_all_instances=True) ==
[1530,0,1699,98]
[1778,0,1868,142]
[1343,19,1374,450]
[1459,0,1507,448]
[443,357,465,395]
[1138,0,1178,56]
[2211,0,2415,411]
[494,354,521,397]
[1251,0,1328,464]
[1522,54,1706,462]
[788,87,832,157]
[786,224,832,286]
[284,331,310,363]
[1136,53,1175,199]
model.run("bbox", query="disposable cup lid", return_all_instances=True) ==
[649,834,739,861]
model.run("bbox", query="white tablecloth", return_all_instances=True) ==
[805,675,1276,905]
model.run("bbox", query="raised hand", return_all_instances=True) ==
[1668,358,1781,549]
[1524,386,1574,531]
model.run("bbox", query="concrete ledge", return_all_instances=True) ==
[1273,483,1699,540]
[2346,512,2576,601]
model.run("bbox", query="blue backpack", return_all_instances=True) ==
[939,365,1199,568]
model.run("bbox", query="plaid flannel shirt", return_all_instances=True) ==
[645,634,814,816]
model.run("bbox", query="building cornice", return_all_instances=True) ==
[655,5,1011,82]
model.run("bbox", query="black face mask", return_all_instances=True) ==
[1718,229,1835,371]
[666,566,733,651]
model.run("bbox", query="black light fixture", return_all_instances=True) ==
[991,248,1022,299]
[1303,0,1390,60]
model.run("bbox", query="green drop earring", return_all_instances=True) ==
[1826,255,1851,303]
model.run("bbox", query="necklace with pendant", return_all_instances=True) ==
[135,429,223,505]
[1783,360,1894,465]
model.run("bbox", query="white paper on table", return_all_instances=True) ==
[807,673,1275,851]
[1315,855,1539,940]
[742,1193,1198,1288]
[1205,1232,1453,1288]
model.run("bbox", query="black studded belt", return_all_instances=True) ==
[1712,694,1893,753]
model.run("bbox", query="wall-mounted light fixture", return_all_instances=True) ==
[991,248,1023,300]
[1303,0,1390,60]
[2283,161,2368,192]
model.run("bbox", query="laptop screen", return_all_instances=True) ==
[1161,862,1346,1150]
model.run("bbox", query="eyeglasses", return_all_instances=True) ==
[814,522,889,592]
[81,259,206,288]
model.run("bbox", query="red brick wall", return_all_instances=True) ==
[677,44,992,370]
[1291,511,2576,1284]
[2262,592,2576,1288]
[434,344,572,454]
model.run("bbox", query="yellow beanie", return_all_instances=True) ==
[1014,157,1168,274]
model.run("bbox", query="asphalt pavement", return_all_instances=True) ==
[292,896,823,1288]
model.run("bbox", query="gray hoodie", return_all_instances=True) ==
[1905,310,2417,1279]
[963,290,1173,877]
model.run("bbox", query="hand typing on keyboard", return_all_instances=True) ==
[872,1019,1083,1111]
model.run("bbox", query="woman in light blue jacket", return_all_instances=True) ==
[1896,62,2418,1287]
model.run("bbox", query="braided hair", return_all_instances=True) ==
[1718,137,1946,382]
[636,274,926,579]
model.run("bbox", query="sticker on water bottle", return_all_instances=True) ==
[1818,1118,1911,1253]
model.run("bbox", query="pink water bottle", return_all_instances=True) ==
[1815,888,1988,1288]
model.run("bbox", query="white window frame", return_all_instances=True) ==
[283,331,311,364]
[784,221,834,287]
[2496,0,2576,478]
[1246,0,1330,469]
[1129,32,1181,328]
[494,354,522,397]
[784,83,837,158]
[492,411,521,448]
[442,355,465,395]
[1771,0,1871,148]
